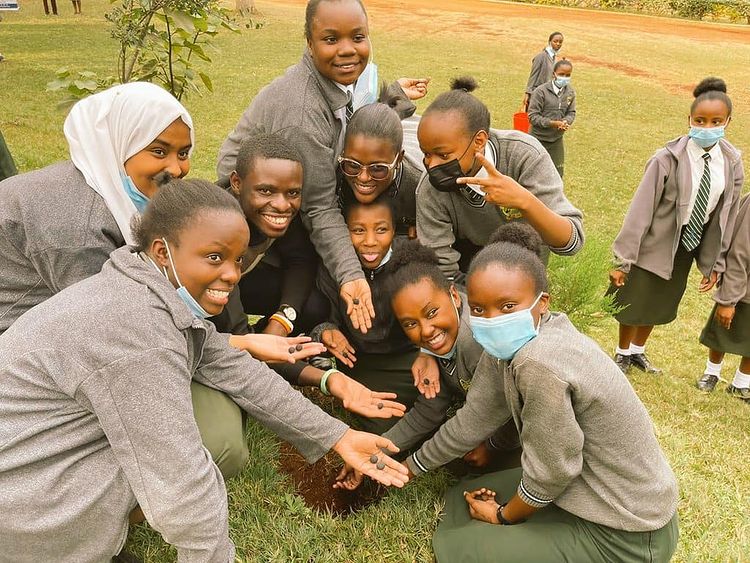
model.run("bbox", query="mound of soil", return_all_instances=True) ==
[277,441,386,517]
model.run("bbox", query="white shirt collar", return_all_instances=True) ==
[686,137,721,163]
[335,82,355,96]
[545,45,556,59]
[552,81,561,95]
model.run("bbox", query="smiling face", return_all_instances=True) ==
[153,210,249,317]
[307,0,370,86]
[347,202,395,269]
[467,265,549,323]
[341,134,402,203]
[124,118,192,198]
[418,110,487,174]
[690,98,731,129]
[392,278,462,356]
[229,157,303,239]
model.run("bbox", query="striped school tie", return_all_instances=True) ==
[346,91,354,123]
[681,152,711,252]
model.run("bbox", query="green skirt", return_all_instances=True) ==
[700,300,750,357]
[341,349,420,434]
[537,137,565,179]
[433,468,678,563]
[606,243,695,326]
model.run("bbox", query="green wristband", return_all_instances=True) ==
[320,368,338,396]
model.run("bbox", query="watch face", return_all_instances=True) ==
[282,306,297,321]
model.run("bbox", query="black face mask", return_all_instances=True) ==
[425,137,477,193]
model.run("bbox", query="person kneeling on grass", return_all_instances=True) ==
[338,223,678,562]
[697,193,750,402]
[0,179,408,562]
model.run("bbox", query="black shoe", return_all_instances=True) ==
[696,373,719,392]
[308,355,334,371]
[630,353,662,374]
[613,353,631,374]
[725,385,750,402]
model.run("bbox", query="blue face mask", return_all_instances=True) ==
[688,125,725,149]
[554,76,571,88]
[420,293,461,360]
[469,293,544,361]
[121,174,150,213]
[162,238,211,319]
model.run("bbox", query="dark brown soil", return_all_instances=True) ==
[277,441,387,517]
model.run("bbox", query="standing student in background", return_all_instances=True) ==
[0,179,409,563]
[528,59,576,178]
[416,76,583,284]
[608,77,743,375]
[216,0,428,335]
[0,130,16,181]
[697,194,750,402]
[380,225,678,562]
[521,32,563,112]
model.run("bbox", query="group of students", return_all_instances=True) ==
[5,0,747,560]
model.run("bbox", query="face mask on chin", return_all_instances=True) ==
[162,238,211,319]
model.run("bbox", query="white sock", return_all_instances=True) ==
[731,369,750,389]
[616,347,630,356]
[704,360,723,377]
[629,343,645,355]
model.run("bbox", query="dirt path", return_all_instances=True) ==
[270,0,750,42]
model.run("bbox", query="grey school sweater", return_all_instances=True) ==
[216,51,414,287]
[0,247,348,563]
[714,194,750,306]
[407,313,678,533]
[528,81,576,143]
[0,161,124,334]
[416,130,584,280]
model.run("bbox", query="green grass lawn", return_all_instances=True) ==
[2,0,749,561]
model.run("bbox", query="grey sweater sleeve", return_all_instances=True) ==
[714,195,750,306]
[79,347,235,562]
[195,323,349,463]
[563,90,576,125]
[525,53,546,95]
[612,155,668,273]
[415,178,462,279]
[28,245,115,294]
[382,383,454,452]
[527,88,551,129]
[406,353,512,475]
[513,357,585,508]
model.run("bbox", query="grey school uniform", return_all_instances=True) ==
[609,136,744,325]
[383,294,518,452]
[406,313,678,561]
[416,130,584,282]
[216,51,414,288]
[525,48,556,96]
[0,247,348,563]
[701,194,750,356]
[528,81,576,178]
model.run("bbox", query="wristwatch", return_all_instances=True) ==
[496,503,515,526]
[278,304,297,322]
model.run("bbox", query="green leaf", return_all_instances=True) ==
[198,72,213,92]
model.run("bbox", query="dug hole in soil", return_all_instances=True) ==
[277,441,387,517]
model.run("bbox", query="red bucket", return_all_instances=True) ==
[513,111,530,133]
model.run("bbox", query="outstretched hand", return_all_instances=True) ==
[412,353,440,399]
[229,334,326,364]
[332,430,409,488]
[457,153,531,210]
[321,328,357,368]
[327,371,407,419]
[340,279,375,334]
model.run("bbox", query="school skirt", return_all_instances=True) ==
[606,243,695,326]
[537,137,565,179]
[432,468,679,563]
[699,301,750,357]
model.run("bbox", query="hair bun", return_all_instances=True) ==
[693,77,727,98]
[389,239,440,270]
[450,76,478,93]
[487,222,543,257]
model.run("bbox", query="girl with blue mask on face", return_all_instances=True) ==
[607,77,743,376]
[371,223,679,562]
[0,178,410,563]
[0,82,193,336]
[528,59,576,178]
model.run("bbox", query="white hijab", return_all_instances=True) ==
[63,82,194,245]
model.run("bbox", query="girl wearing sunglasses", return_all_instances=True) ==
[338,102,421,239]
